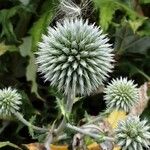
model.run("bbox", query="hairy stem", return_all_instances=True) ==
[85,116,103,125]
[55,91,75,134]
[13,112,48,133]
[44,122,56,150]
[66,123,114,142]
[44,131,53,150]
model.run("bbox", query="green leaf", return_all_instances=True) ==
[99,2,119,31]
[56,97,70,120]
[26,53,42,99]
[56,97,66,118]
[129,18,146,33]
[119,61,150,81]
[0,141,22,149]
[30,0,57,52]
[19,37,43,100]
[0,6,20,43]
[125,37,150,54]
[115,25,135,54]
[139,0,150,4]
[138,20,150,36]
[93,0,140,30]
[0,42,17,56]
[115,25,150,55]
[128,63,150,81]
[28,115,36,138]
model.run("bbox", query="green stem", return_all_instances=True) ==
[85,116,103,125]
[55,91,75,134]
[66,123,114,142]
[13,112,48,133]
[137,69,150,81]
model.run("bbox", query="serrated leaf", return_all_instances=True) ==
[125,37,150,54]
[138,20,150,36]
[139,0,150,4]
[19,37,43,100]
[93,0,140,30]
[0,141,22,149]
[26,53,40,98]
[56,97,67,118]
[28,115,37,138]
[0,6,20,43]
[30,0,57,52]
[99,2,119,31]
[115,25,150,55]
[129,18,146,33]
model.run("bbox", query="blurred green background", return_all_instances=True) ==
[0,0,150,149]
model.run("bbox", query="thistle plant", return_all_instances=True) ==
[36,18,114,148]
[36,18,114,96]
[0,87,22,118]
[0,87,48,132]
[104,77,139,112]
[115,116,150,150]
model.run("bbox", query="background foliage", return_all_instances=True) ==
[0,0,150,149]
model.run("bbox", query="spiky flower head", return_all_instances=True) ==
[36,18,114,95]
[0,87,22,118]
[115,116,150,150]
[104,77,139,112]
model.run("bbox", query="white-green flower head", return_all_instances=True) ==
[36,18,114,95]
[0,87,22,118]
[115,116,150,150]
[104,77,139,112]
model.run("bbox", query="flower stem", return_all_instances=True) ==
[13,111,48,133]
[66,123,114,142]
[55,91,75,134]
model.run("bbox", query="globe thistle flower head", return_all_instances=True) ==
[115,116,150,150]
[0,87,22,118]
[104,77,139,112]
[36,18,114,96]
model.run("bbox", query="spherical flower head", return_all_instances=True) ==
[0,87,22,118]
[115,116,150,150]
[36,18,114,95]
[104,77,139,112]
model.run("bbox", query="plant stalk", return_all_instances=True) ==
[55,91,75,134]
[13,111,48,133]
[66,123,114,142]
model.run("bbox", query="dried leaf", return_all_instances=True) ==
[87,142,102,150]
[106,110,127,129]
[130,82,149,116]
[50,144,68,150]
[113,145,121,150]
[98,120,112,133]
[23,143,46,150]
